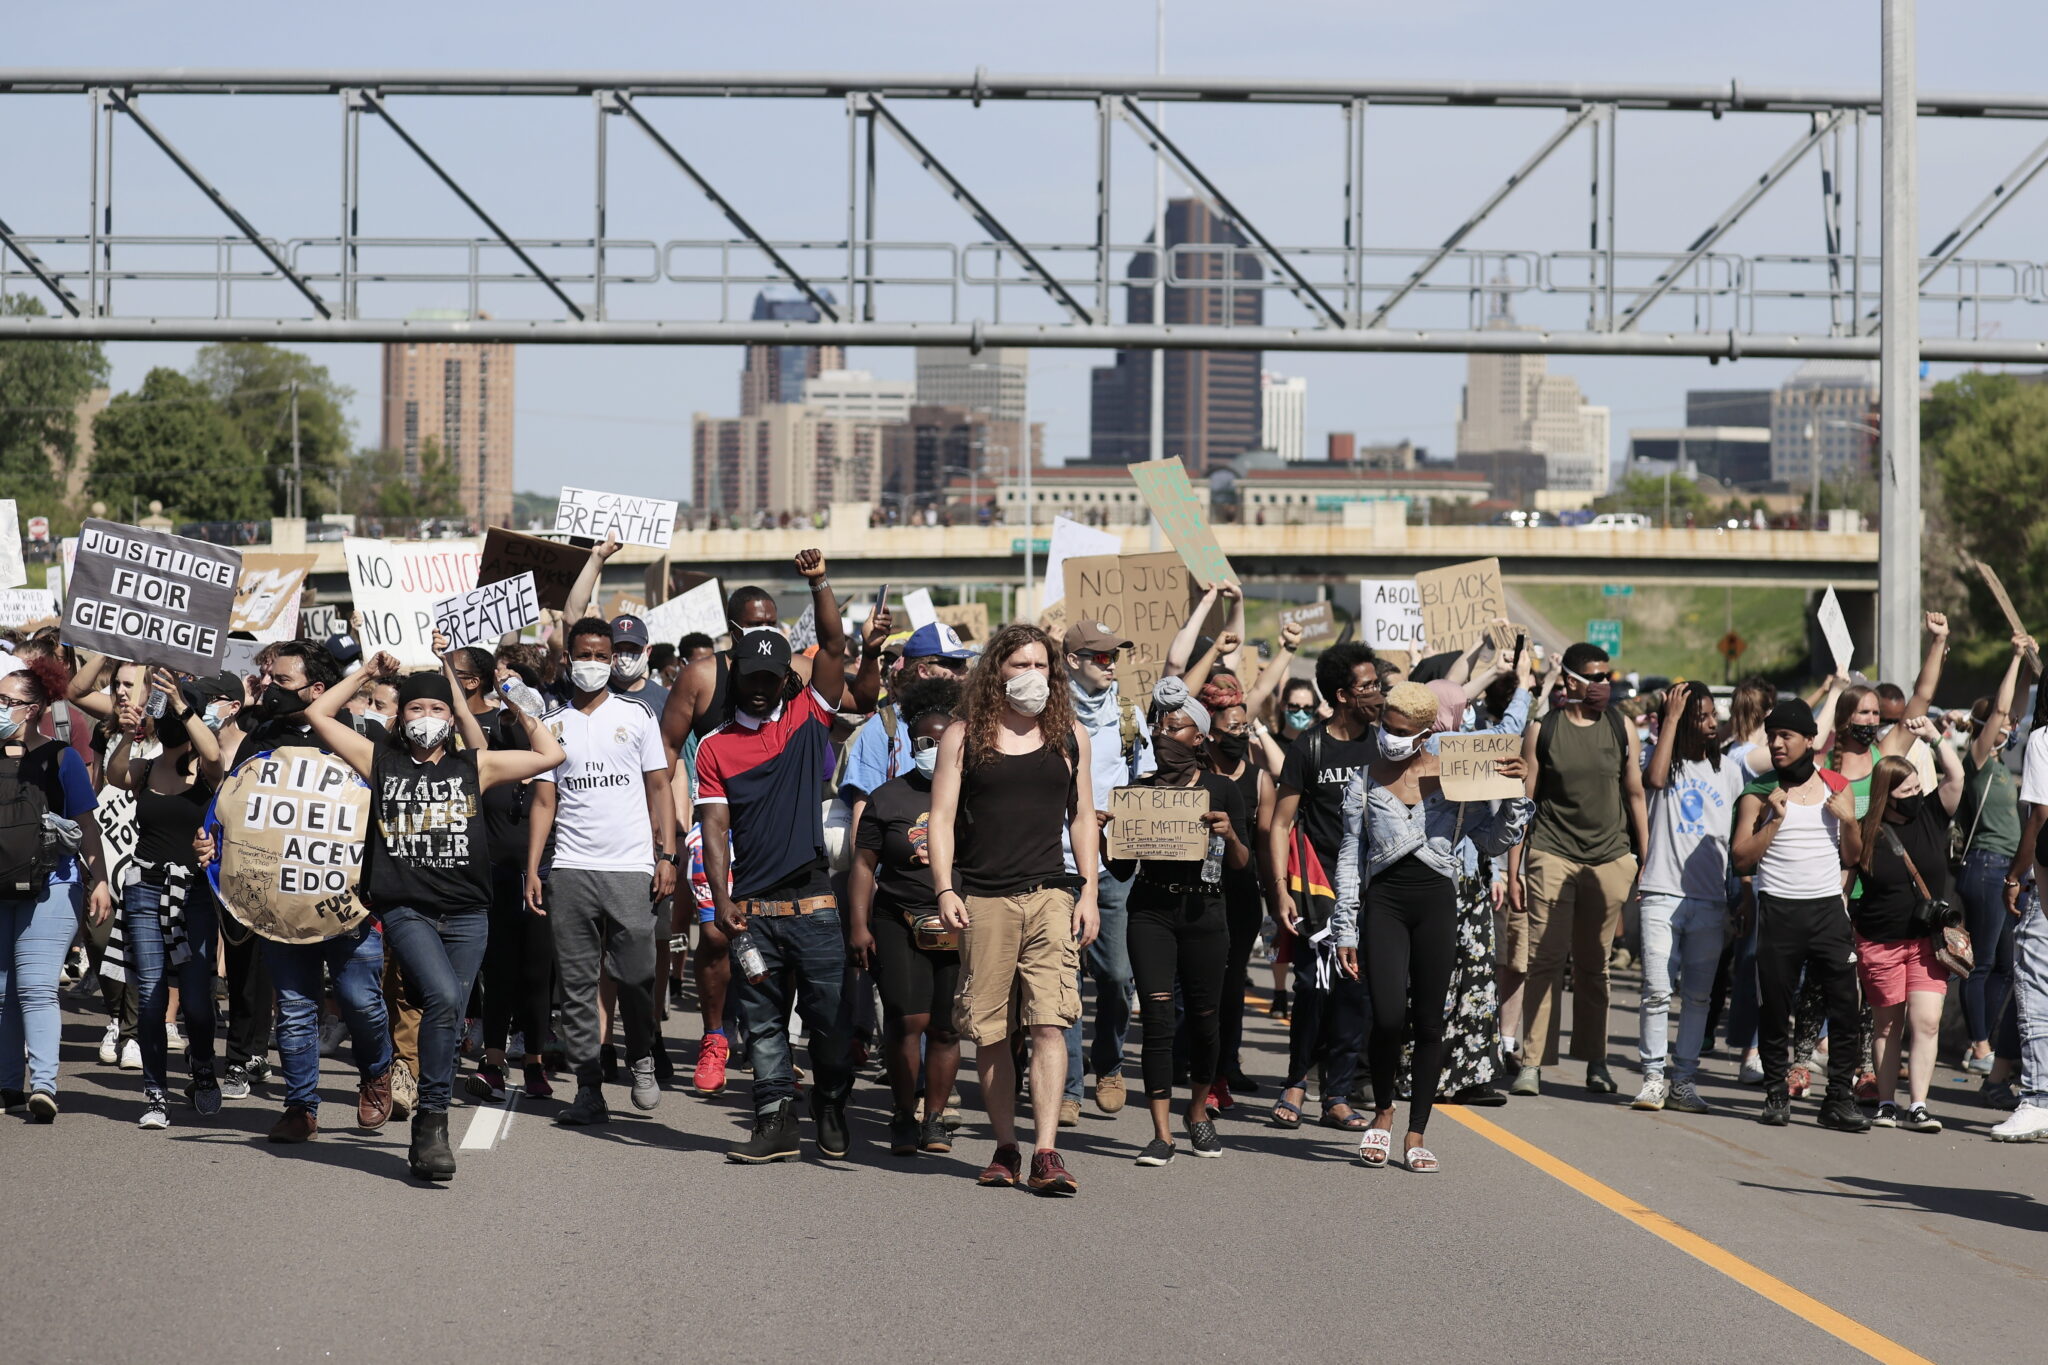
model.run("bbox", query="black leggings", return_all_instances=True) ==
[1216,868,1266,1079]
[1128,884,1229,1102]
[1364,859,1458,1135]
[481,864,555,1056]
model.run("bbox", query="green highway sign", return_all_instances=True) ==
[1602,584,1634,597]
[1011,538,1050,554]
[1586,618,1624,654]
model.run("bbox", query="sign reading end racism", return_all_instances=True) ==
[63,520,241,674]
[209,747,372,945]
[1108,784,1212,861]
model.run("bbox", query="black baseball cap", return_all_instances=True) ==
[732,627,793,678]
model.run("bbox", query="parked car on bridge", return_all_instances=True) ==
[1578,512,1651,532]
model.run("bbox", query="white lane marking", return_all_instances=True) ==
[458,1090,520,1151]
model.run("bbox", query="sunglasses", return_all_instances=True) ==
[1076,651,1118,668]
[912,736,941,754]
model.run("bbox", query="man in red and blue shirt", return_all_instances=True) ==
[697,549,856,1164]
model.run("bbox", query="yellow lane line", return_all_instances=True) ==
[1440,1107,1934,1365]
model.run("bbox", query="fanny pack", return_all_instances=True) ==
[911,912,961,953]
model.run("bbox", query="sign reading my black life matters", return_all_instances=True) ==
[1108,784,1213,862]
[63,520,241,674]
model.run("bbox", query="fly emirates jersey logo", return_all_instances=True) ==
[564,760,632,794]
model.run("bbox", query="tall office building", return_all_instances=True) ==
[801,369,915,424]
[1687,388,1774,430]
[1769,361,1879,485]
[916,347,1029,421]
[740,290,844,416]
[379,318,516,526]
[1261,372,1307,463]
[1454,297,1609,494]
[1089,198,1263,471]
[692,404,881,517]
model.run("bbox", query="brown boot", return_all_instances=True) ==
[357,1066,394,1131]
[268,1104,318,1143]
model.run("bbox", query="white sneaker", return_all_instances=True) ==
[1630,1075,1669,1111]
[98,1021,121,1066]
[1738,1057,1766,1085]
[119,1038,143,1071]
[138,1089,170,1130]
[165,1019,187,1051]
[1989,1103,2048,1142]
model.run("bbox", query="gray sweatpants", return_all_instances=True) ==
[547,868,657,1089]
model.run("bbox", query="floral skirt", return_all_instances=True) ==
[1398,869,1500,1097]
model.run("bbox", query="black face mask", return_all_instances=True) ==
[256,683,311,722]
[1891,792,1925,820]
[1846,722,1882,748]
[1774,752,1817,788]
[1152,733,1204,783]
[1212,730,1250,764]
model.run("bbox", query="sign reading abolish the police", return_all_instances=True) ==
[1108,784,1212,861]
[433,571,541,650]
[553,486,678,549]
[209,747,371,945]
[63,520,241,674]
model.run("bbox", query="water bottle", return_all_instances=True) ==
[1201,831,1225,885]
[499,677,547,718]
[145,687,168,719]
[732,931,768,984]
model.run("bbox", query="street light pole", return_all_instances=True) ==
[1879,0,1921,682]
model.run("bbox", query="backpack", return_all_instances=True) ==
[1535,703,1632,777]
[0,747,56,895]
[1118,702,1143,774]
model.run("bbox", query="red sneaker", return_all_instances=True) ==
[1208,1079,1235,1112]
[1787,1063,1811,1099]
[523,1061,553,1099]
[1854,1071,1879,1103]
[1027,1148,1077,1196]
[977,1143,1023,1187]
[693,1032,730,1096]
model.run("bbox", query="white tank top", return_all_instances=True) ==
[1756,791,1845,900]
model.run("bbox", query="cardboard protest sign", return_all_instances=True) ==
[1817,587,1854,677]
[0,500,24,589]
[233,553,317,637]
[299,604,344,640]
[208,746,372,944]
[787,604,819,651]
[1108,784,1212,861]
[1043,516,1122,604]
[904,588,938,629]
[641,577,725,647]
[1065,551,1195,701]
[1413,558,1503,656]
[63,520,241,674]
[643,555,673,608]
[433,572,541,650]
[1485,620,1531,665]
[1360,578,1427,653]
[0,588,58,629]
[1278,601,1336,646]
[221,636,265,681]
[478,527,586,612]
[1037,597,1069,639]
[1436,732,1524,801]
[935,601,990,642]
[1968,556,2044,673]
[93,787,141,892]
[553,486,678,549]
[344,537,482,669]
[1128,458,1237,587]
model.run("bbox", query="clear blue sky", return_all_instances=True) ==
[11,2,2047,498]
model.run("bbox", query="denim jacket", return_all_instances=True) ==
[1330,725,1535,950]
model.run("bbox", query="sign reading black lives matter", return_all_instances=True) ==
[207,747,371,945]
[63,520,241,674]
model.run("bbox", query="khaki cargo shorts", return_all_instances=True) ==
[953,887,1082,1046]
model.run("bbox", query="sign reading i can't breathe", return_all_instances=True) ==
[553,486,678,549]
[63,520,241,674]
[433,571,541,650]
[208,747,371,945]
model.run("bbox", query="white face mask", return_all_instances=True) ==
[203,702,234,732]
[0,708,25,742]
[912,746,939,779]
[404,716,453,752]
[611,652,648,683]
[1378,728,1423,762]
[1005,670,1050,717]
[569,661,612,694]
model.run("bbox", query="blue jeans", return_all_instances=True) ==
[1721,915,1762,1053]
[379,906,489,1114]
[1064,862,1135,1099]
[1638,892,1727,1082]
[125,880,218,1093]
[264,926,392,1113]
[2014,896,2048,1106]
[1957,849,2016,1044]
[0,880,84,1095]
[732,907,853,1114]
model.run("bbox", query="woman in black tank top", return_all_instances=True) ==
[308,639,564,1181]
[104,667,230,1126]
[1198,675,1276,1099]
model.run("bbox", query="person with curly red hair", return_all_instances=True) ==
[1,655,115,1122]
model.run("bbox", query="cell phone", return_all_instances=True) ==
[873,583,891,615]
[1509,633,1526,668]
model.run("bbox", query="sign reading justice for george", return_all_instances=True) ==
[63,520,241,674]
[1108,784,1212,861]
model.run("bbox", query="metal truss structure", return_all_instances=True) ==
[3,68,2048,358]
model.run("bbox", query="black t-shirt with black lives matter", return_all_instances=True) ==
[362,746,493,913]
[1280,721,1377,865]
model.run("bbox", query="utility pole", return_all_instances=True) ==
[289,379,304,520]
[1879,0,1921,683]
[1148,0,1166,554]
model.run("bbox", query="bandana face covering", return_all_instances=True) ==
[1151,732,1204,783]
[1774,753,1817,788]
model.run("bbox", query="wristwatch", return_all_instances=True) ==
[659,852,681,866]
